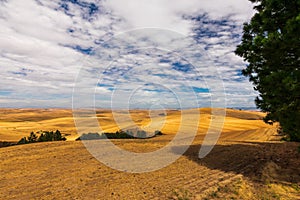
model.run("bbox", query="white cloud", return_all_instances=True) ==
[105,0,254,34]
[0,0,257,109]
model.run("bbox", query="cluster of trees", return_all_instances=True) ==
[17,130,66,145]
[76,130,163,141]
[105,130,136,139]
[235,0,300,141]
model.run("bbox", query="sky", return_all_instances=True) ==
[0,0,258,109]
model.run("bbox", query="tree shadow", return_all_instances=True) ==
[173,141,300,184]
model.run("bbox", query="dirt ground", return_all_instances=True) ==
[0,109,299,199]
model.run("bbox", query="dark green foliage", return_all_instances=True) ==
[104,130,135,139]
[76,130,163,140]
[17,137,28,145]
[27,132,38,143]
[75,132,103,141]
[53,130,66,141]
[37,130,66,142]
[17,130,66,145]
[17,132,37,145]
[235,0,300,141]
[76,130,135,140]
[155,130,163,136]
[0,141,17,148]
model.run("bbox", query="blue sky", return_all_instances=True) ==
[0,0,257,109]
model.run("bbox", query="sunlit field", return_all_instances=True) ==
[1,108,299,199]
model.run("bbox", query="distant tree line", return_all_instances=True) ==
[0,141,16,148]
[76,130,163,141]
[17,130,66,145]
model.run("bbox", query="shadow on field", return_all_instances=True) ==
[173,142,300,184]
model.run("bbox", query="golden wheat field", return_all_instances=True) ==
[0,108,299,199]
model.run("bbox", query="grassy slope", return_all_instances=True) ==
[0,108,299,199]
[0,108,276,142]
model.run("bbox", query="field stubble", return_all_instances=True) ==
[0,108,299,199]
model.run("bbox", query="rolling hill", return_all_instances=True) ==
[0,108,299,199]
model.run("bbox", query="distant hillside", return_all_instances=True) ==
[0,108,274,142]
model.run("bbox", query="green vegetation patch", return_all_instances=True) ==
[76,130,163,141]
[17,130,66,145]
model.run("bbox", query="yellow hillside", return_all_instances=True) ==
[0,108,276,142]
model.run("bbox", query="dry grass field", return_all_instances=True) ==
[0,108,299,199]
[0,108,276,142]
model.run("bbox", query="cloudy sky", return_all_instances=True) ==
[0,0,257,109]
